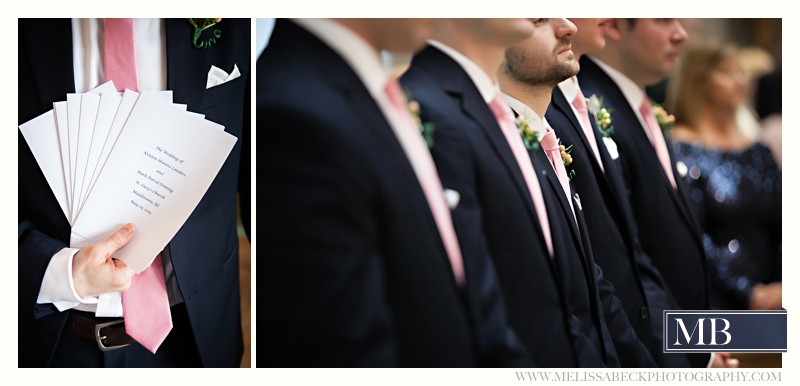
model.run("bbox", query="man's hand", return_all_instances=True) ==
[711,352,740,368]
[72,223,136,298]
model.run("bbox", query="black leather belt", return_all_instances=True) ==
[64,312,136,351]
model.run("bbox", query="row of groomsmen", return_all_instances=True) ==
[257,18,736,367]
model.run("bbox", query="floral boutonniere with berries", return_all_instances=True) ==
[408,99,435,148]
[586,94,614,138]
[558,139,577,181]
[188,18,222,49]
[653,103,676,140]
[515,115,540,151]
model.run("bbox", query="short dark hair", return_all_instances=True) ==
[626,18,638,28]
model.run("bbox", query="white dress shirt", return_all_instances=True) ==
[37,18,181,317]
[500,93,547,140]
[72,18,166,93]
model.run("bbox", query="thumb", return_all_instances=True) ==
[100,223,136,254]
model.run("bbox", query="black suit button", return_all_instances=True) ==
[641,307,649,319]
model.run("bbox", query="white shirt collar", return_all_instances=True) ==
[500,92,547,141]
[428,40,497,104]
[293,18,388,99]
[557,76,581,106]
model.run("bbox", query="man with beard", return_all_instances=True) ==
[497,18,655,367]
[541,18,698,367]
[401,18,652,367]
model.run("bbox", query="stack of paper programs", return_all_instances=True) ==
[20,81,237,274]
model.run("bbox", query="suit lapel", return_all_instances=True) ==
[418,47,545,239]
[667,147,705,240]
[552,88,608,183]
[530,145,587,260]
[22,19,76,110]
[461,90,544,227]
[630,108,702,245]
[594,122,639,248]
[165,18,209,113]
[554,88,635,248]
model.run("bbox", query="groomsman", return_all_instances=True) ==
[257,19,531,367]
[543,18,690,367]
[576,18,735,367]
[401,18,652,367]
[19,18,249,368]
[495,18,653,367]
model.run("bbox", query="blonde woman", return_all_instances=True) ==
[668,40,781,311]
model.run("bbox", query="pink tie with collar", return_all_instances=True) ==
[488,95,554,259]
[108,18,173,353]
[540,125,577,222]
[384,78,466,287]
[572,90,604,173]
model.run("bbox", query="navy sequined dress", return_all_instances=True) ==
[673,141,781,310]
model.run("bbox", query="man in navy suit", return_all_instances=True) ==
[401,18,653,367]
[542,18,695,367]
[576,18,735,368]
[258,18,531,367]
[19,18,250,367]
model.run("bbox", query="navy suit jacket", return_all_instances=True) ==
[577,56,710,367]
[546,86,694,367]
[18,18,250,367]
[257,19,531,368]
[401,46,655,367]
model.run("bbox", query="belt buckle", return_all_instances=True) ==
[94,319,130,352]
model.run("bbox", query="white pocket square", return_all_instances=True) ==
[206,64,241,89]
[443,189,460,210]
[603,136,619,160]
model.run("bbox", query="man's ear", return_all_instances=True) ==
[603,19,623,42]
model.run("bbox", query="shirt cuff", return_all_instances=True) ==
[96,292,123,317]
[36,247,99,311]
[706,352,716,368]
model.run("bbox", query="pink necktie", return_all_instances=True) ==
[639,98,677,189]
[109,18,172,353]
[104,18,139,92]
[540,125,577,222]
[385,78,466,287]
[488,96,554,258]
[572,90,604,173]
[122,253,172,353]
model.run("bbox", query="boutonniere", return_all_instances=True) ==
[407,99,435,148]
[188,18,222,49]
[653,103,676,140]
[586,94,614,138]
[515,115,540,151]
[558,139,577,181]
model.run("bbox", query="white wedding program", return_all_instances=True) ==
[20,81,237,274]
